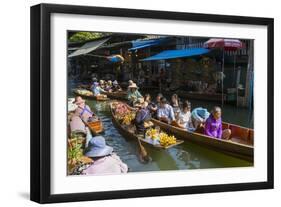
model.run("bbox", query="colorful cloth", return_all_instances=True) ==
[204,114,222,139]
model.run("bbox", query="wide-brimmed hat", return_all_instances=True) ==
[73,96,85,105]
[128,83,138,89]
[128,80,134,84]
[99,80,105,84]
[84,136,113,158]
[113,80,118,85]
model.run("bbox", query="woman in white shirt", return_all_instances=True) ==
[177,101,194,131]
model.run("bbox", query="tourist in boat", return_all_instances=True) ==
[155,93,163,108]
[111,80,122,92]
[144,94,158,117]
[177,101,195,131]
[204,106,231,139]
[73,96,96,122]
[99,80,106,90]
[191,107,210,131]
[171,94,181,114]
[127,83,143,106]
[91,82,106,96]
[82,136,128,175]
[157,97,175,124]
[135,101,151,135]
[105,80,113,92]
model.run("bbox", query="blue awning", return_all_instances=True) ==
[129,38,168,51]
[141,48,210,61]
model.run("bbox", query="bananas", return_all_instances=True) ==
[145,128,177,147]
[122,112,136,125]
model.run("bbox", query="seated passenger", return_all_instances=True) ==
[171,94,181,114]
[83,136,128,175]
[104,80,113,92]
[204,106,231,139]
[73,96,96,122]
[112,80,122,92]
[191,107,210,131]
[155,93,163,108]
[144,94,157,117]
[91,82,106,96]
[127,83,143,106]
[135,101,151,135]
[157,97,175,124]
[99,80,106,90]
[177,101,195,131]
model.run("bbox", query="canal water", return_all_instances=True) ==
[68,80,253,172]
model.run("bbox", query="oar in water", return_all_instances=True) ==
[136,137,150,163]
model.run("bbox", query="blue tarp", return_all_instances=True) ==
[141,48,210,61]
[129,38,168,51]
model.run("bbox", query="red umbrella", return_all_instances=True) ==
[203,38,244,51]
[204,38,245,106]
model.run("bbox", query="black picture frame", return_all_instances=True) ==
[30,3,274,204]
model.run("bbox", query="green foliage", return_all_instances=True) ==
[69,32,104,43]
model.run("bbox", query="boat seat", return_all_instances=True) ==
[229,125,249,142]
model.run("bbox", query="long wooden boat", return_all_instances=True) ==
[177,90,226,102]
[151,118,254,161]
[73,89,109,101]
[103,91,127,100]
[110,102,184,149]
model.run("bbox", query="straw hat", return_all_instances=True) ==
[128,83,138,89]
[84,136,113,158]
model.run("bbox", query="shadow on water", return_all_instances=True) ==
[69,96,253,173]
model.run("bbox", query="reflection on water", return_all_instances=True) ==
[70,97,253,173]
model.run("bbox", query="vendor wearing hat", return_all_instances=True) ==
[204,106,231,139]
[82,136,128,175]
[111,80,122,92]
[127,83,143,106]
[73,96,96,122]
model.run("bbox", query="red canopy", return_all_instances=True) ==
[203,38,245,51]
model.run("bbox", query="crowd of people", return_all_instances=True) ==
[125,80,231,140]
[90,78,122,96]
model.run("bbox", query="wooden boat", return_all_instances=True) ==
[176,90,226,102]
[85,119,104,135]
[103,91,127,100]
[151,118,254,161]
[73,89,109,101]
[110,102,184,149]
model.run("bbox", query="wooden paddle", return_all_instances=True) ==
[136,137,150,163]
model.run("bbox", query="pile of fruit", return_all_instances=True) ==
[159,133,177,147]
[122,112,136,125]
[145,128,177,147]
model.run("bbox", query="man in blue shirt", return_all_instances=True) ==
[157,97,175,124]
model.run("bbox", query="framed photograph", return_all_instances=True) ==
[30,3,274,203]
